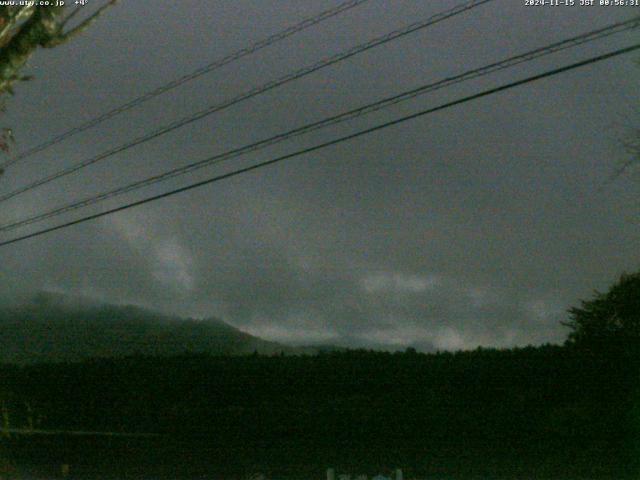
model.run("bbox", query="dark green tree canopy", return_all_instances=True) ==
[0,2,117,96]
[0,2,116,172]
[564,271,640,350]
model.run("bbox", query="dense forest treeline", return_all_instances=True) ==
[1,273,638,478]
[1,345,639,478]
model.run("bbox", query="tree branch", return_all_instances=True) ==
[59,5,82,29]
[44,0,118,48]
[0,6,36,47]
[0,1,118,95]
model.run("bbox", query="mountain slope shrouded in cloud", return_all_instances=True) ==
[0,292,305,363]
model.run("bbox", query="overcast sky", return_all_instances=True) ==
[0,0,638,351]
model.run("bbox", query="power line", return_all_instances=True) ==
[0,0,494,203]
[1,43,637,249]
[0,0,372,169]
[0,17,637,234]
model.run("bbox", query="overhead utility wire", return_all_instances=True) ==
[1,43,638,249]
[0,17,637,234]
[0,0,494,203]
[0,0,371,169]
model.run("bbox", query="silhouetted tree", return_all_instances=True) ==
[563,271,640,351]
[0,2,117,96]
[613,123,640,188]
[0,2,117,168]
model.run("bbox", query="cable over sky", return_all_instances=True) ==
[1,16,637,235]
[2,42,637,249]
[0,0,494,204]
[0,0,371,170]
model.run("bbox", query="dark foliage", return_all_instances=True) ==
[1,346,638,479]
[564,271,640,352]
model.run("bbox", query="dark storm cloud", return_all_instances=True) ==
[0,0,638,349]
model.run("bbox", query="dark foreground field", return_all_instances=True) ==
[1,346,638,479]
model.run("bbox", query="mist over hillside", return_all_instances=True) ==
[0,292,309,363]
